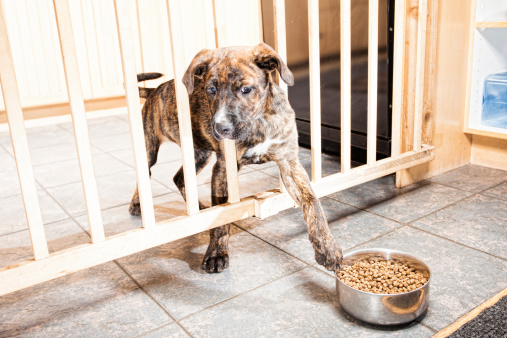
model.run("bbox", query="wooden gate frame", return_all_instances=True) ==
[0,0,434,296]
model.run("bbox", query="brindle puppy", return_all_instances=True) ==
[130,43,343,273]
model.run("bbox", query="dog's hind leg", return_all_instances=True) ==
[202,155,232,273]
[129,135,161,216]
[173,149,212,210]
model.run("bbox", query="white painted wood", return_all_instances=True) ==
[213,0,262,47]
[413,0,427,151]
[308,0,322,181]
[0,0,68,109]
[53,0,105,243]
[367,0,379,165]
[476,0,507,22]
[0,1,49,260]
[166,0,200,215]
[340,0,352,173]
[391,0,407,158]
[113,0,156,226]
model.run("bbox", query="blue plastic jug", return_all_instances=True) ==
[482,71,507,129]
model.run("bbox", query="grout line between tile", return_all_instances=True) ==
[56,123,72,133]
[135,322,193,338]
[324,182,474,227]
[330,187,507,262]
[104,150,136,169]
[406,192,478,225]
[477,179,507,201]
[416,321,438,334]
[429,176,507,195]
[0,215,75,240]
[231,223,316,268]
[33,169,136,191]
[35,178,94,240]
[323,195,410,229]
[176,265,309,323]
[113,260,195,338]
[343,225,409,253]
[405,223,507,262]
[328,192,507,263]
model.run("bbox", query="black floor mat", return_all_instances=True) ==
[449,296,507,338]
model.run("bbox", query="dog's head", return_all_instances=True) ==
[182,43,294,141]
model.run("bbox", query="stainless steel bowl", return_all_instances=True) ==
[336,248,431,325]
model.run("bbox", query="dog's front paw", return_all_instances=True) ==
[202,252,229,273]
[129,201,141,216]
[312,235,343,271]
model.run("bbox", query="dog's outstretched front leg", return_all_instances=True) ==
[276,156,343,271]
[202,157,231,273]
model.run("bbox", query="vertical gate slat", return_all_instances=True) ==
[367,0,379,165]
[413,0,428,151]
[0,2,49,259]
[272,0,288,193]
[113,0,157,225]
[53,0,105,243]
[308,0,322,181]
[340,0,352,173]
[209,0,241,204]
[166,0,200,214]
[222,138,241,203]
[391,0,407,158]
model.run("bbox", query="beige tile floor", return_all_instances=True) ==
[0,111,506,337]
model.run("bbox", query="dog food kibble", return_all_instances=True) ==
[337,259,428,294]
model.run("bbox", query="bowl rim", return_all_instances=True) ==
[335,247,432,296]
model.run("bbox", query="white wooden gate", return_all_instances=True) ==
[0,0,434,296]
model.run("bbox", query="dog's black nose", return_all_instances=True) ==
[215,122,233,136]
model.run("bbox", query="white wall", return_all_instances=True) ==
[0,0,262,112]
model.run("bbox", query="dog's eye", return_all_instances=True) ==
[207,86,217,95]
[241,86,252,94]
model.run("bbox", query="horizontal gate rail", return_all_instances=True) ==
[0,198,257,296]
[254,145,434,219]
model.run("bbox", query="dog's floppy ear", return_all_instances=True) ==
[253,43,294,86]
[182,48,214,95]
